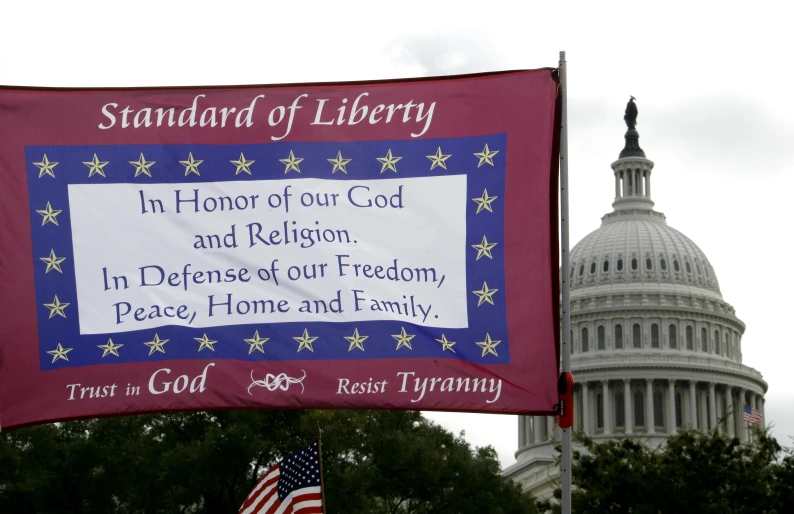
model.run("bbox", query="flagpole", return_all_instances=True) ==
[317,423,328,514]
[558,50,573,514]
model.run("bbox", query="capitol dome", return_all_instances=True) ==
[503,98,767,500]
[570,216,723,297]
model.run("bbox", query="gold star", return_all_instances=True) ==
[472,281,499,306]
[472,188,498,214]
[230,152,255,175]
[435,334,457,353]
[327,151,352,174]
[195,333,218,352]
[392,327,416,350]
[377,149,402,173]
[426,147,451,170]
[344,328,369,352]
[474,143,499,167]
[47,343,72,363]
[294,328,318,352]
[98,338,123,357]
[34,154,58,178]
[476,333,502,357]
[83,153,109,177]
[40,249,66,273]
[36,202,62,226]
[43,295,70,319]
[180,152,203,176]
[144,334,169,355]
[244,330,269,354]
[471,235,498,260]
[130,153,155,177]
[280,150,304,174]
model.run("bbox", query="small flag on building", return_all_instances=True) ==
[743,404,762,426]
[238,441,325,514]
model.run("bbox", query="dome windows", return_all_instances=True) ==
[651,324,660,348]
[634,391,644,427]
[660,258,667,271]
[645,258,653,270]
[582,327,590,352]
[631,258,638,271]
[669,324,677,349]
[701,328,708,352]
[603,259,610,272]
[590,262,596,275]
[632,324,642,348]
[686,261,692,274]
[714,329,720,354]
[697,264,703,275]
[617,258,624,271]
[598,326,606,350]
[614,324,623,349]
[674,259,680,272]
[686,326,694,350]
[579,264,584,277]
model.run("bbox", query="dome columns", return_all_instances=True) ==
[623,379,633,435]
[514,380,766,454]
[611,158,656,211]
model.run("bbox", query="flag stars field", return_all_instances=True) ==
[327,151,351,174]
[426,147,451,170]
[98,338,123,357]
[194,334,217,352]
[43,295,69,318]
[40,249,66,273]
[47,343,72,363]
[36,201,62,226]
[435,334,456,352]
[33,154,58,178]
[244,330,269,354]
[476,333,501,357]
[230,152,254,175]
[280,150,303,174]
[294,328,318,352]
[377,149,401,173]
[344,328,368,351]
[392,326,415,350]
[129,153,155,177]
[472,188,498,214]
[144,334,169,355]
[474,143,499,167]
[83,153,109,177]
[180,152,202,176]
[472,235,498,260]
[472,282,499,306]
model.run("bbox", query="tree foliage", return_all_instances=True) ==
[0,410,536,514]
[539,428,794,514]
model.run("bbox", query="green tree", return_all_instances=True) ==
[0,410,536,514]
[538,428,794,514]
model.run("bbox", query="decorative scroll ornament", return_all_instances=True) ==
[248,369,306,395]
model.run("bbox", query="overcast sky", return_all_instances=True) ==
[2,0,792,468]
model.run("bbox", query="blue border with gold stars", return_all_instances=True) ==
[26,134,509,370]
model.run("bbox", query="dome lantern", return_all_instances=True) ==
[611,97,655,212]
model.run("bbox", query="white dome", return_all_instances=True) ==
[570,213,722,296]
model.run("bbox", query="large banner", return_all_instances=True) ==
[0,70,560,430]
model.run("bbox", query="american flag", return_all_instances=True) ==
[743,404,762,426]
[238,441,324,514]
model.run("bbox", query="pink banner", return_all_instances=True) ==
[0,70,560,429]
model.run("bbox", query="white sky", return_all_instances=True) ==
[2,0,793,468]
